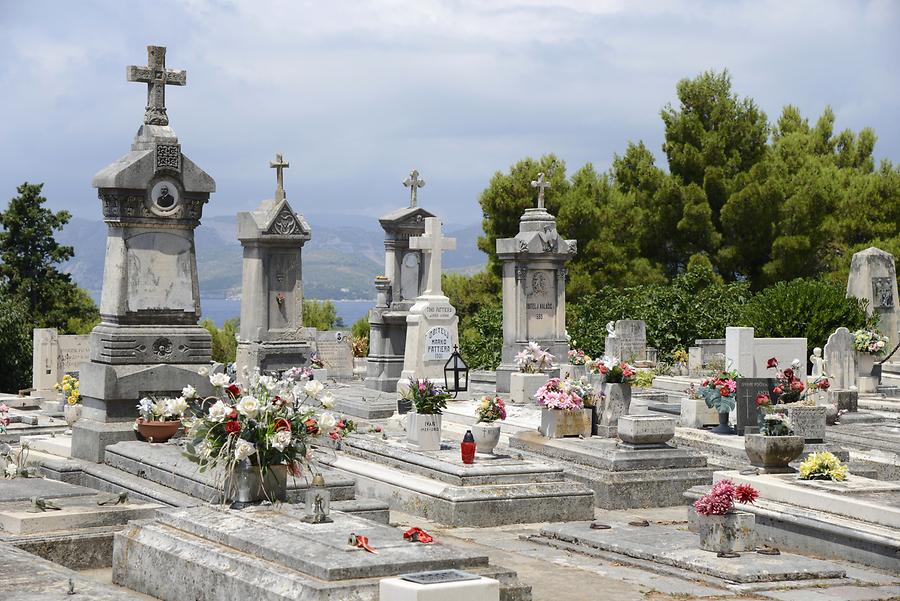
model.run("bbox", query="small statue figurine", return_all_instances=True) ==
[810,347,825,378]
[606,321,617,338]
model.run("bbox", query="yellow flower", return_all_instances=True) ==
[799,451,848,481]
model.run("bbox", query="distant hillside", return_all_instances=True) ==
[57,214,485,300]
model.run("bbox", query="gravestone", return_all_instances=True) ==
[398,218,459,388]
[31,328,90,397]
[847,247,898,355]
[315,331,354,381]
[824,327,856,391]
[724,327,806,381]
[605,320,647,363]
[72,45,220,462]
[735,378,773,435]
[235,153,316,383]
[366,170,434,392]
[495,172,576,392]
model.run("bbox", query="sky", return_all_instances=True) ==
[1,0,898,226]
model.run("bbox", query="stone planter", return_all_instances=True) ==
[539,408,591,438]
[618,414,675,446]
[225,463,287,506]
[406,412,442,451]
[510,372,549,405]
[471,423,501,454]
[697,510,756,553]
[857,352,877,393]
[596,383,631,437]
[775,404,827,442]
[136,419,181,443]
[561,364,587,380]
[63,403,82,434]
[744,433,804,473]
[679,397,719,428]
[310,368,328,382]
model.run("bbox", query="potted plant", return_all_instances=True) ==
[134,393,190,443]
[472,396,506,454]
[853,327,888,392]
[679,383,719,429]
[799,451,849,481]
[593,357,636,437]
[562,349,588,380]
[402,378,450,451]
[510,342,554,404]
[766,358,828,442]
[693,479,760,554]
[184,370,353,506]
[55,374,82,434]
[697,369,739,434]
[672,347,689,376]
[744,395,805,473]
[351,335,369,378]
[535,378,590,438]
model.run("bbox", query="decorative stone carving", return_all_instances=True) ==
[155,144,181,171]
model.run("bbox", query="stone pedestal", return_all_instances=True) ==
[380,576,500,601]
[697,511,756,553]
[509,372,550,404]
[596,383,631,438]
[495,207,576,392]
[680,397,719,428]
[539,408,591,438]
[617,414,675,447]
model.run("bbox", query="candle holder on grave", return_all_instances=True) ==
[302,473,332,524]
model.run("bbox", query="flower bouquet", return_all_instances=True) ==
[697,369,739,434]
[476,396,507,423]
[799,451,848,481]
[402,378,451,451]
[853,328,889,355]
[766,358,805,404]
[55,374,82,406]
[590,357,636,383]
[135,394,189,443]
[534,378,583,410]
[693,479,760,554]
[535,378,589,438]
[567,349,587,365]
[745,395,805,472]
[515,341,555,373]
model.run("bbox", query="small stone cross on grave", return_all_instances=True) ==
[409,217,456,297]
[127,45,187,126]
[270,153,290,202]
[531,172,551,209]
[403,169,425,207]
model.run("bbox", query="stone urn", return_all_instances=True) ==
[63,403,82,434]
[224,462,287,507]
[596,383,632,437]
[744,434,805,473]
[471,422,501,454]
[775,404,827,442]
[539,408,591,438]
[135,419,182,444]
[509,372,549,405]
[697,510,756,553]
[406,412,442,451]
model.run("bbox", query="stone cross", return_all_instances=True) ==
[126,45,186,126]
[531,172,550,209]
[270,153,290,202]
[403,169,425,208]
[409,217,456,297]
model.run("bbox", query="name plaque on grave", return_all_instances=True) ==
[423,303,456,321]
[525,269,556,339]
[400,569,482,585]
[735,378,773,435]
[424,326,453,361]
[58,336,91,375]
[126,231,195,311]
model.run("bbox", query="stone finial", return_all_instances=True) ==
[403,169,425,208]
[270,153,290,201]
[126,45,187,126]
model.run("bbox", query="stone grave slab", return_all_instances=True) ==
[509,430,712,509]
[320,434,594,526]
[20,433,72,458]
[0,408,67,443]
[0,494,159,535]
[113,505,531,601]
[534,521,846,584]
[332,383,399,419]
[824,421,900,480]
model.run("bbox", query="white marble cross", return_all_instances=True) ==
[531,172,550,209]
[127,45,186,126]
[403,169,425,207]
[409,217,456,297]
[270,153,290,201]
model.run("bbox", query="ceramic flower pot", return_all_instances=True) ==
[406,412,442,451]
[596,383,631,437]
[136,419,181,443]
[224,462,287,506]
[697,510,756,553]
[471,423,501,454]
[744,433,804,473]
[540,408,591,438]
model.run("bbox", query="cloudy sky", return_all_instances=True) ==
[1,0,897,226]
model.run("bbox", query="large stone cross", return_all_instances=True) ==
[409,217,455,297]
[127,45,187,126]
[270,153,290,201]
[403,169,426,208]
[531,172,551,209]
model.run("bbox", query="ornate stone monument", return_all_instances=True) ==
[847,247,899,357]
[72,46,219,462]
[365,170,434,392]
[495,172,576,392]
[398,217,459,388]
[235,153,315,383]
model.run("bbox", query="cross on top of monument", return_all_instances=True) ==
[403,169,426,208]
[531,172,551,209]
[409,217,456,297]
[270,153,290,201]
[127,45,187,126]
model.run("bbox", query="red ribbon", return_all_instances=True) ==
[403,527,434,544]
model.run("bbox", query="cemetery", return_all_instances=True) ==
[1,10,899,601]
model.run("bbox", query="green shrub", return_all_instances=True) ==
[739,278,868,354]
[0,295,33,392]
[201,318,238,364]
[303,299,337,330]
[351,316,370,339]
[459,305,502,370]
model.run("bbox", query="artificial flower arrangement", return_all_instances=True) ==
[137,395,190,423]
[590,356,636,383]
[757,405,793,436]
[55,374,82,405]
[534,378,583,411]
[853,328,888,355]
[799,451,848,481]
[568,376,602,408]
[765,357,807,403]
[515,341,555,373]
[183,369,354,485]
[697,369,740,413]
[309,353,326,370]
[475,396,507,423]
[567,349,587,365]
[401,378,451,414]
[693,479,759,516]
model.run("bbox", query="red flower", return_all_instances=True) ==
[329,431,341,441]
[288,462,302,477]
[228,409,239,420]
[818,378,830,391]
[790,380,804,392]
[304,418,319,435]
[773,386,783,395]
[599,365,609,375]
[226,384,241,399]
[766,357,778,369]
[734,483,760,505]
[719,386,731,397]
[755,393,770,407]
[701,379,709,387]
[224,420,241,434]
[783,368,794,381]
[274,418,291,432]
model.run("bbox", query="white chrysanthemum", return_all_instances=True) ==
[258,375,277,392]
[181,385,198,400]
[304,380,324,399]
[209,373,231,388]
[271,430,292,452]
[320,392,335,409]
[208,400,229,422]
[236,395,260,418]
[234,439,256,461]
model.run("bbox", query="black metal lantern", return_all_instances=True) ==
[444,345,469,398]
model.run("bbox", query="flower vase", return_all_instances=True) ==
[510,372,549,405]
[710,411,734,435]
[63,404,82,434]
[225,462,288,507]
[744,434,804,473]
[540,408,591,438]
[406,412,442,451]
[471,423,501,454]
[135,419,182,443]
[856,352,877,393]
[697,510,756,553]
